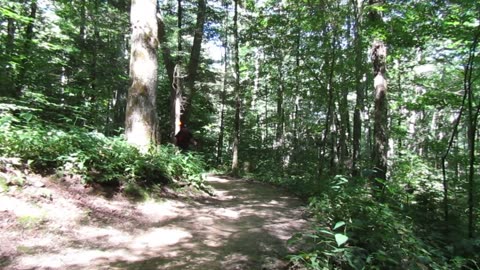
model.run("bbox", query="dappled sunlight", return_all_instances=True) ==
[74,225,131,245]
[4,175,308,269]
[18,248,139,269]
[41,197,84,224]
[268,199,279,205]
[130,227,192,250]
[137,199,183,223]
[0,195,43,218]
[213,207,240,219]
[205,175,230,183]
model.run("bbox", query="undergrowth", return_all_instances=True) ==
[247,161,479,270]
[0,104,207,195]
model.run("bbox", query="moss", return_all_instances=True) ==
[17,214,45,229]
[0,176,8,193]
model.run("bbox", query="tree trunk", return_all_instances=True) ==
[217,6,229,165]
[231,0,240,175]
[371,40,388,182]
[157,1,206,139]
[275,55,285,167]
[1,17,16,97]
[319,34,337,176]
[157,8,176,141]
[125,0,159,151]
[292,32,301,164]
[15,0,37,96]
[171,64,183,140]
[171,0,183,141]
[465,27,480,238]
[183,0,207,123]
[217,48,227,165]
[338,75,350,173]
[276,61,286,171]
[351,0,364,176]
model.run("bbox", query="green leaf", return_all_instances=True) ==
[334,233,348,247]
[20,112,34,122]
[333,221,346,230]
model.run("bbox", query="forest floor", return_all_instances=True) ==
[0,170,310,270]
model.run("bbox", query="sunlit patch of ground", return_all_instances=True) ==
[1,174,309,270]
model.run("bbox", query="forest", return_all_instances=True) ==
[1,0,479,269]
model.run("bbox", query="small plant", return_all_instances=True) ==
[0,108,208,197]
[288,174,456,270]
[0,175,8,193]
[17,214,46,229]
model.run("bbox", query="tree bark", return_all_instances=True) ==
[15,0,37,96]
[352,0,364,176]
[171,0,183,141]
[217,4,229,165]
[319,34,337,176]
[231,0,240,175]
[157,1,206,139]
[465,26,480,238]
[275,55,285,149]
[371,40,388,182]
[125,0,159,151]
[0,17,16,97]
[183,0,207,123]
[217,48,227,165]
[156,11,177,141]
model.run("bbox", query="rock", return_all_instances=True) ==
[37,188,53,201]
[32,181,45,188]
[4,175,25,187]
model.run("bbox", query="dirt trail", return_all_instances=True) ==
[1,175,309,270]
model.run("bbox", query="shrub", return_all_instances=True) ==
[0,106,207,192]
[288,175,455,270]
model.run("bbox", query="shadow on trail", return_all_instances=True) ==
[103,175,308,270]
[3,175,308,270]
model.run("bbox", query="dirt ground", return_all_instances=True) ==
[0,173,309,270]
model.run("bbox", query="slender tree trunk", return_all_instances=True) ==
[172,64,183,138]
[177,0,182,53]
[170,0,183,141]
[157,8,177,141]
[15,0,37,96]
[276,61,286,170]
[319,34,337,176]
[339,75,350,173]
[292,32,301,163]
[6,18,15,52]
[467,83,477,240]
[465,27,480,238]
[371,40,388,182]
[263,84,269,145]
[125,0,159,151]
[217,5,229,164]
[1,17,16,97]
[231,0,240,175]
[90,0,99,98]
[275,61,285,145]
[79,0,86,46]
[217,59,227,164]
[183,0,207,123]
[352,0,364,176]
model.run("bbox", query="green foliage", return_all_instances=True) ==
[0,105,207,193]
[288,174,480,269]
[0,175,8,193]
[17,214,46,229]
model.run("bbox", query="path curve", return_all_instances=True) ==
[2,175,309,270]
